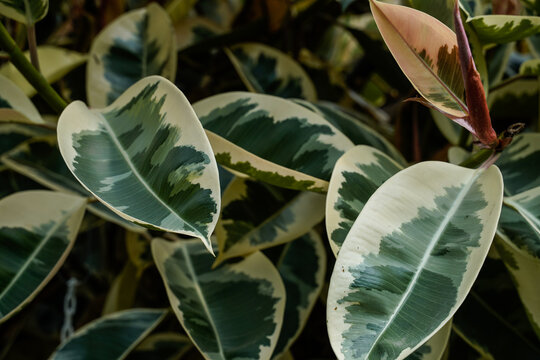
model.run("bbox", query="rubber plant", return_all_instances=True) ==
[0,0,538,359]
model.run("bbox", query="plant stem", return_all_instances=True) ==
[26,24,40,71]
[0,21,67,114]
[459,148,494,168]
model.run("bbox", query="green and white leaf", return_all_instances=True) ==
[129,332,193,360]
[174,16,226,51]
[58,76,220,253]
[1,136,145,232]
[50,309,167,360]
[0,75,43,124]
[87,3,176,108]
[495,133,540,196]
[468,15,540,44]
[326,145,403,256]
[520,59,540,75]
[215,177,325,265]
[405,319,452,360]
[293,100,406,166]
[0,46,86,97]
[0,190,86,323]
[194,0,244,29]
[327,162,504,360]
[193,92,353,192]
[226,42,317,101]
[453,291,540,359]
[272,231,326,359]
[152,238,286,360]
[487,77,538,120]
[370,0,467,119]
[315,25,363,73]
[0,0,48,24]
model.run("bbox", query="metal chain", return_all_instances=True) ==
[60,277,79,343]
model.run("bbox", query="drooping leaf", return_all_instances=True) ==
[193,92,354,192]
[293,100,406,166]
[520,59,540,75]
[50,309,167,360]
[405,320,452,360]
[0,74,43,124]
[272,231,326,359]
[0,0,48,24]
[0,46,86,97]
[215,177,325,266]
[369,0,467,119]
[326,145,403,256]
[128,332,193,360]
[495,133,540,196]
[327,162,503,360]
[2,136,145,232]
[468,15,540,44]
[87,3,176,108]
[57,76,220,253]
[453,291,540,359]
[152,238,286,360]
[0,190,86,323]
[226,42,317,101]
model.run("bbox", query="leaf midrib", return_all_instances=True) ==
[364,169,481,359]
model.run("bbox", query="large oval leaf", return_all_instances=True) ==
[193,92,353,192]
[152,238,286,360]
[0,0,48,24]
[50,309,167,360]
[215,177,325,266]
[2,136,145,232]
[57,76,220,253]
[327,162,503,360]
[87,3,176,108]
[226,42,317,101]
[369,0,466,118]
[0,190,86,323]
[272,231,326,359]
[0,46,86,97]
[0,75,43,124]
[469,15,540,44]
[326,145,403,256]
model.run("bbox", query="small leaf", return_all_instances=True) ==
[0,0,48,24]
[50,309,167,360]
[226,42,317,101]
[215,177,325,265]
[327,162,503,359]
[0,46,86,97]
[272,231,326,359]
[58,76,220,253]
[152,238,286,360]
[369,0,467,119]
[193,92,353,192]
[87,3,176,108]
[0,75,43,124]
[468,15,540,44]
[326,145,403,256]
[0,190,86,323]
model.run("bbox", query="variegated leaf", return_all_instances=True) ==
[488,43,514,87]
[50,309,167,360]
[316,25,363,73]
[0,74,43,124]
[293,100,406,166]
[226,42,317,101]
[193,92,354,192]
[453,291,540,358]
[370,0,467,120]
[272,231,326,359]
[504,188,540,243]
[0,122,53,157]
[327,162,503,360]
[58,76,220,253]
[468,15,540,44]
[87,3,176,108]
[215,177,325,266]
[495,133,540,196]
[0,46,86,97]
[129,332,193,360]
[488,77,538,119]
[174,17,226,51]
[0,190,86,323]
[1,136,145,232]
[195,0,244,29]
[0,0,48,24]
[326,145,403,256]
[520,59,540,75]
[405,320,452,360]
[152,238,286,360]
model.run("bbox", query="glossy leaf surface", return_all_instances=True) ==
[469,15,540,44]
[405,320,452,360]
[0,0,48,24]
